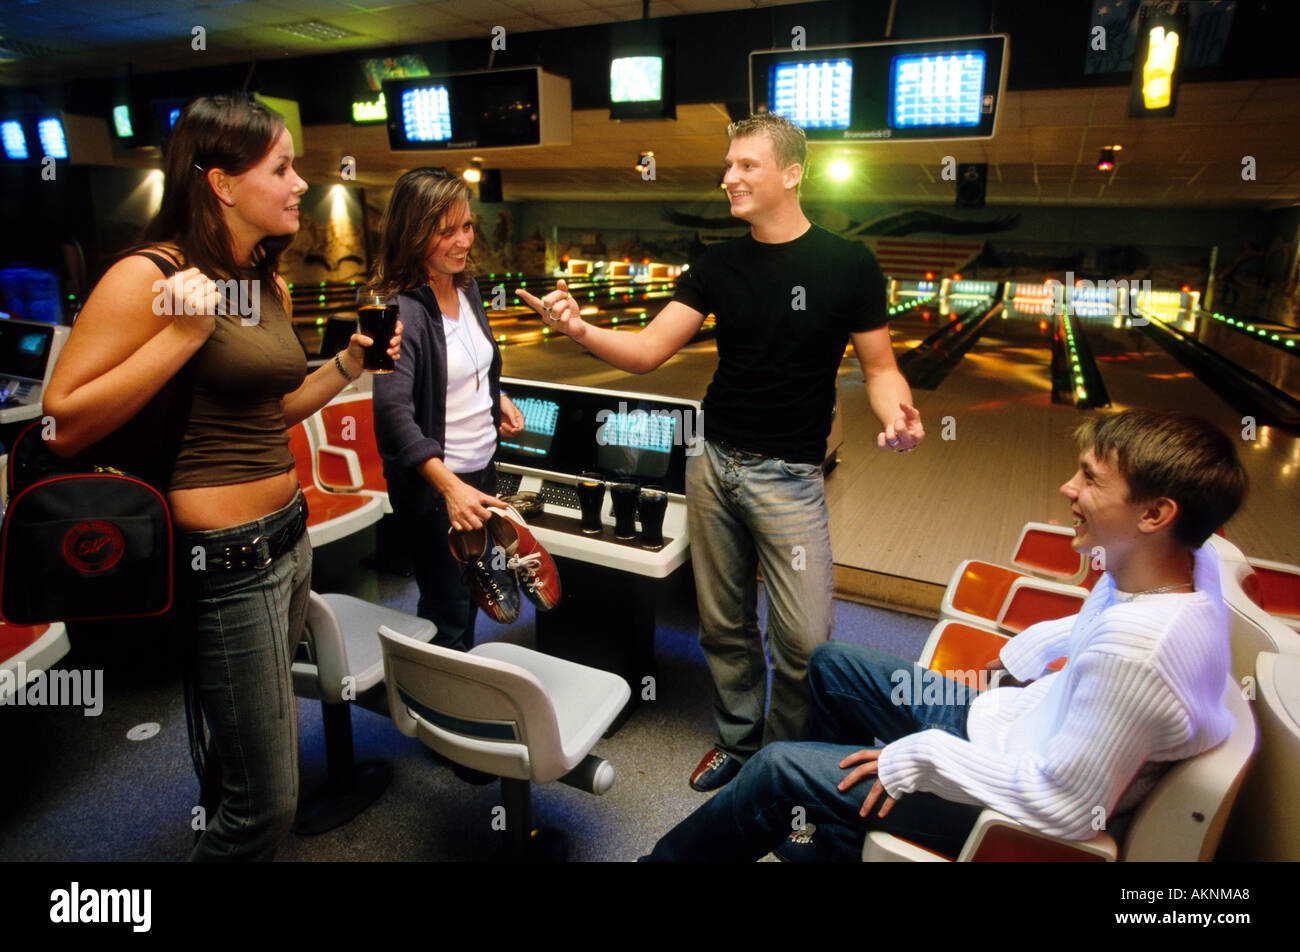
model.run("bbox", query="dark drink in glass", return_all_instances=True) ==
[610,481,638,540]
[577,472,606,534]
[357,290,398,373]
[638,486,668,549]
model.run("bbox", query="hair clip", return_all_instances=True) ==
[194,163,206,173]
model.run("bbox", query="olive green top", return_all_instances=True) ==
[168,281,307,490]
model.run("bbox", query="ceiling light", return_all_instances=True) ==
[273,20,358,41]
[464,158,483,184]
[1097,144,1121,171]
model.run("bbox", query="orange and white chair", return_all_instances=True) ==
[1241,557,1300,633]
[308,393,392,513]
[941,524,1099,634]
[1,620,70,702]
[287,421,383,547]
[864,618,1255,862]
[1211,535,1300,681]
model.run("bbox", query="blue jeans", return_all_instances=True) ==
[643,642,983,861]
[404,462,497,653]
[184,492,312,861]
[687,439,834,758]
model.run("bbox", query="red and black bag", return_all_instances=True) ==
[0,250,195,625]
[1,425,176,624]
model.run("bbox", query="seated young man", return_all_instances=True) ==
[643,408,1247,861]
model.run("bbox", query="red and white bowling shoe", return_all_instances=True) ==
[486,505,562,611]
[447,523,522,625]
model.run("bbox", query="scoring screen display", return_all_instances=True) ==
[499,396,560,458]
[611,56,663,103]
[596,408,675,480]
[495,380,697,495]
[750,35,1005,142]
[889,52,986,128]
[0,322,53,381]
[401,85,453,142]
[1,120,28,160]
[768,59,853,130]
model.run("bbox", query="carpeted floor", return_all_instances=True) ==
[0,529,933,862]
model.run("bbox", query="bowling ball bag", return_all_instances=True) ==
[0,421,174,624]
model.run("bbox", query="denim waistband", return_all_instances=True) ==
[179,490,308,546]
[711,439,769,461]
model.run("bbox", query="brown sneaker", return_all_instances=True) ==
[447,524,521,624]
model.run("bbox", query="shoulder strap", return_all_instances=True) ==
[134,250,181,278]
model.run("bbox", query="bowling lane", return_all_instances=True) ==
[1081,320,1300,564]
[499,275,1297,601]
[829,301,1089,597]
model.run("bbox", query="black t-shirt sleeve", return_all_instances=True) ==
[847,244,888,333]
[672,251,712,315]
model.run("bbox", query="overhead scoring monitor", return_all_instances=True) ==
[751,34,1008,142]
[384,67,572,150]
[609,42,675,120]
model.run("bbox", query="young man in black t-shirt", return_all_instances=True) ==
[518,113,923,792]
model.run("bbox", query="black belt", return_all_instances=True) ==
[193,496,309,572]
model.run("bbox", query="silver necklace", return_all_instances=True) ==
[444,300,481,391]
[1120,582,1193,597]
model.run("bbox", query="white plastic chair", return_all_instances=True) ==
[1220,651,1300,860]
[863,674,1257,862]
[378,626,630,859]
[290,592,436,834]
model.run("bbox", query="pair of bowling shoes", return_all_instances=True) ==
[447,505,561,624]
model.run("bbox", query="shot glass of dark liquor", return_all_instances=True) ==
[357,289,398,373]
[610,480,639,540]
[637,486,668,549]
[577,472,606,534]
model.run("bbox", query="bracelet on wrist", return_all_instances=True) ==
[334,352,358,382]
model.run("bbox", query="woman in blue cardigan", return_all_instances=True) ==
[370,167,524,650]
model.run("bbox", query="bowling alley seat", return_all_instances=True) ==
[308,394,392,513]
[287,421,384,546]
[940,523,1099,634]
[1241,557,1300,634]
[377,626,631,860]
[1,620,70,703]
[290,592,436,834]
[863,619,1257,862]
[1215,547,1300,682]
[1219,651,1300,861]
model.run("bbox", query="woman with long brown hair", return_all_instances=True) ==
[371,166,524,650]
[43,93,400,860]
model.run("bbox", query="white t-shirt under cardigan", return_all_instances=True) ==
[877,541,1234,841]
[441,287,496,473]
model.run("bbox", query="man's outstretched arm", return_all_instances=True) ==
[518,280,705,374]
[851,326,924,451]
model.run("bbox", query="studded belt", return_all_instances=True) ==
[189,494,309,572]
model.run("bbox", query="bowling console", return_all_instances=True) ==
[495,377,701,728]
